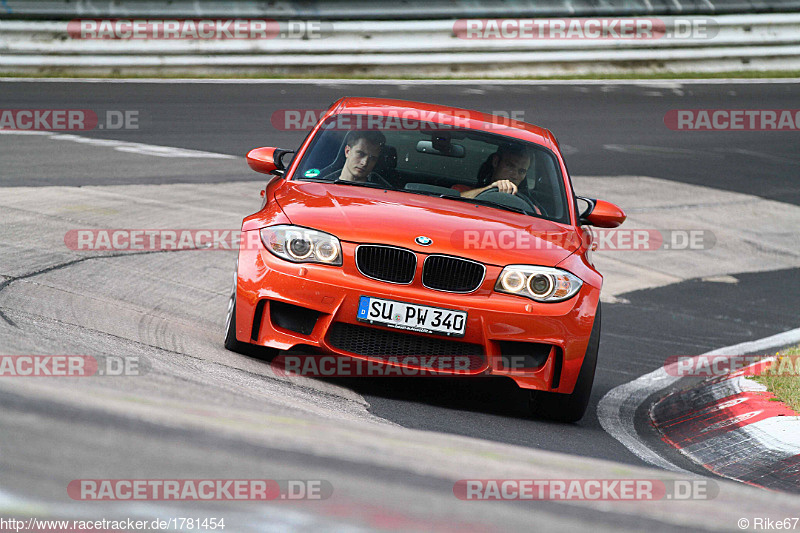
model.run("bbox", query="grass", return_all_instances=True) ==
[752,345,800,414]
[2,70,800,80]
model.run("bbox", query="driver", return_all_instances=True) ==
[454,143,532,199]
[324,130,392,187]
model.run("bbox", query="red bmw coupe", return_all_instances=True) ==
[225,97,625,422]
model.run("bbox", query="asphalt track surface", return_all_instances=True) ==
[1,79,800,530]
[4,80,800,205]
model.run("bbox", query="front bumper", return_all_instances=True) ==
[235,235,600,393]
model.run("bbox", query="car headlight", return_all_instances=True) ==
[495,265,583,302]
[260,225,342,266]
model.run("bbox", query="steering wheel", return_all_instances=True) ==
[475,187,547,217]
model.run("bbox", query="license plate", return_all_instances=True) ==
[357,296,467,337]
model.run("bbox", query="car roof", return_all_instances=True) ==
[330,97,556,149]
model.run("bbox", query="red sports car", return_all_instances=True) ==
[225,97,625,422]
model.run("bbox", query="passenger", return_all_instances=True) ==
[326,130,391,187]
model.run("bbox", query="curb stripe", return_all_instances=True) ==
[652,361,800,491]
[653,375,797,448]
[598,326,800,473]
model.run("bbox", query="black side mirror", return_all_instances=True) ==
[247,147,295,176]
[576,196,626,228]
[273,149,295,173]
[576,196,596,225]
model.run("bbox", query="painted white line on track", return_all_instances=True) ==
[0,130,236,159]
[0,130,51,135]
[704,328,800,356]
[597,366,691,473]
[2,77,800,85]
[597,326,800,473]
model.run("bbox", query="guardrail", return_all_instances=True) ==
[1,14,799,76]
[4,0,800,19]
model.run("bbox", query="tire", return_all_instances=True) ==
[224,261,278,359]
[223,266,249,353]
[529,302,601,423]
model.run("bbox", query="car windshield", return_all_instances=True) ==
[291,114,571,223]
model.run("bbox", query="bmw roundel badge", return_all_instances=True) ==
[415,236,433,246]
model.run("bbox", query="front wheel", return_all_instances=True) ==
[224,262,278,360]
[224,265,249,353]
[528,303,601,423]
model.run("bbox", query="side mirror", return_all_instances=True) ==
[577,197,626,228]
[246,147,295,175]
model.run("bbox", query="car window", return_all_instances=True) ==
[291,114,571,224]
[389,130,495,182]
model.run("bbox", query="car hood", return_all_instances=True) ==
[275,181,580,267]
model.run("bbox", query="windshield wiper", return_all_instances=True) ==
[438,194,530,215]
[399,188,449,199]
[297,177,393,190]
[332,179,391,189]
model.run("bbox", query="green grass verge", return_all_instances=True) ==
[752,345,800,413]
[2,70,800,80]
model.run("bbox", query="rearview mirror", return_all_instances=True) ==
[246,147,295,175]
[416,140,465,158]
[577,197,626,228]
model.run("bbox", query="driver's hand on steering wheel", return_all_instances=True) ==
[491,179,518,195]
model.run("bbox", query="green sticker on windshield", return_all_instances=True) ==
[304,169,320,178]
